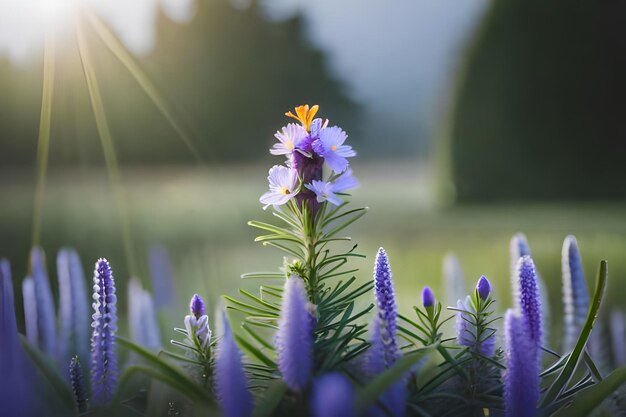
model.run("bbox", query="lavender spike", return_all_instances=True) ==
[610,309,626,367]
[215,313,254,417]
[148,245,176,309]
[22,276,38,346]
[517,256,542,346]
[503,310,539,417]
[443,253,466,307]
[1,259,39,416]
[275,275,314,390]
[128,278,162,350]
[57,248,90,370]
[69,356,88,413]
[184,294,211,350]
[30,247,57,356]
[561,236,590,352]
[373,247,399,366]
[311,373,355,417]
[90,258,118,405]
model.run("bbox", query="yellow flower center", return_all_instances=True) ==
[285,104,319,132]
[279,186,290,195]
[286,141,295,151]
[331,145,337,151]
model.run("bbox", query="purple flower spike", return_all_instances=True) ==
[311,373,355,417]
[30,247,57,357]
[510,233,531,310]
[190,294,206,319]
[91,258,118,406]
[422,287,435,308]
[312,126,356,173]
[215,313,254,417]
[69,356,87,413]
[260,165,299,209]
[148,245,176,309]
[2,259,39,416]
[476,276,492,300]
[276,275,314,390]
[562,236,590,351]
[610,310,625,367]
[443,253,466,307]
[128,278,162,350]
[22,276,38,346]
[374,247,399,366]
[57,248,90,371]
[517,256,542,346]
[503,310,539,417]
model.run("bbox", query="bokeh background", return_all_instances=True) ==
[1,0,625,346]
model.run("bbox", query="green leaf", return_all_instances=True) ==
[551,368,626,417]
[117,337,213,405]
[356,343,438,412]
[541,260,608,406]
[19,335,75,410]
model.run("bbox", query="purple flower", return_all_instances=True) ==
[422,287,435,308]
[190,293,206,319]
[271,123,307,156]
[443,253,466,307]
[476,275,492,300]
[260,165,299,209]
[610,309,625,367]
[128,278,162,350]
[57,248,90,371]
[91,258,118,405]
[148,245,176,309]
[184,294,211,351]
[30,247,57,357]
[373,248,399,366]
[367,317,407,417]
[305,169,359,206]
[69,356,87,413]
[311,373,355,417]
[312,126,356,173]
[215,313,254,417]
[22,276,38,346]
[509,233,531,310]
[561,235,590,351]
[276,275,314,390]
[517,256,542,346]
[503,309,539,417]
[1,259,39,416]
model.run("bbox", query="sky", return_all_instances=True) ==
[0,0,487,155]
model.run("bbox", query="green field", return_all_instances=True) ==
[2,162,625,347]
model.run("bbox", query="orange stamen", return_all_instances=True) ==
[285,104,319,132]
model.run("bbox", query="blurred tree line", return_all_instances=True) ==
[444,0,626,202]
[0,0,359,167]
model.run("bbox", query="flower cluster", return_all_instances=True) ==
[260,104,358,211]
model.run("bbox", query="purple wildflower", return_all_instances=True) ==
[443,253,466,307]
[91,258,118,405]
[1,259,39,416]
[69,356,87,413]
[373,247,399,366]
[57,248,90,370]
[311,373,355,417]
[128,278,162,350]
[312,126,356,173]
[260,165,299,209]
[305,169,359,206]
[562,235,590,351]
[271,123,307,156]
[184,293,211,350]
[30,247,57,357]
[190,293,206,319]
[477,275,492,300]
[22,276,38,346]
[148,245,176,309]
[422,287,435,308]
[509,233,531,310]
[215,313,254,417]
[517,256,542,346]
[367,317,408,417]
[503,310,539,417]
[276,275,314,390]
